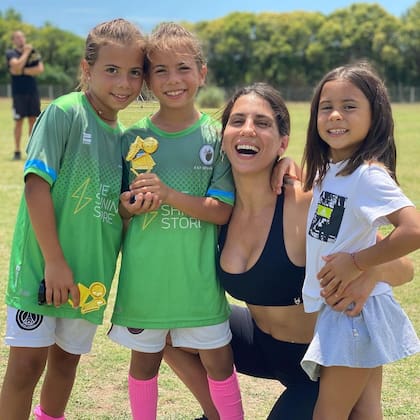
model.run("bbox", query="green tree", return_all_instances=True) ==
[36,24,84,89]
[0,8,22,21]
[193,5,406,94]
[194,13,257,91]
[2,4,420,96]
[399,1,420,85]
[251,11,326,88]
[314,3,402,81]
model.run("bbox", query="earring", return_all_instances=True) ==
[221,149,225,162]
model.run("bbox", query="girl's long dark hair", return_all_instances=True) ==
[302,62,397,192]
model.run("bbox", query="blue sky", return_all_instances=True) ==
[1,0,417,37]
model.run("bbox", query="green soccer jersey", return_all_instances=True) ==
[6,92,124,325]
[111,114,235,329]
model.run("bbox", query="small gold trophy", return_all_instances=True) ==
[68,282,107,314]
[126,136,159,175]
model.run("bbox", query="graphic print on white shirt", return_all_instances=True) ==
[308,191,347,243]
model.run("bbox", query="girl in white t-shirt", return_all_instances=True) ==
[301,61,420,419]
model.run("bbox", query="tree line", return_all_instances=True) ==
[1,2,420,98]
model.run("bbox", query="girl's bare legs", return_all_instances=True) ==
[199,344,244,420]
[350,366,382,420]
[39,344,81,417]
[0,346,48,419]
[199,344,235,380]
[130,350,163,380]
[164,345,220,420]
[314,366,378,420]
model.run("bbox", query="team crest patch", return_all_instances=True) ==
[199,145,214,166]
[127,327,144,335]
[16,310,43,331]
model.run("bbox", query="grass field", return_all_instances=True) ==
[0,97,419,419]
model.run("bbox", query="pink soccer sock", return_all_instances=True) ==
[207,369,244,420]
[128,374,158,420]
[33,404,65,420]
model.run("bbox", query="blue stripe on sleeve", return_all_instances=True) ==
[24,159,57,183]
[206,189,235,205]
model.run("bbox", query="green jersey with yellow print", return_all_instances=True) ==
[112,114,234,329]
[6,92,124,325]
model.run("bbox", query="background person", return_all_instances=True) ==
[6,30,44,160]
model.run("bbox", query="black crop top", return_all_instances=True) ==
[217,192,305,306]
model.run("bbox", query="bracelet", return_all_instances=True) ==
[351,252,364,271]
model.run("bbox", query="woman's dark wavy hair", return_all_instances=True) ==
[302,62,397,192]
[221,82,290,138]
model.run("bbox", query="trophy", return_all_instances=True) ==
[68,282,107,314]
[126,136,159,175]
[38,279,107,314]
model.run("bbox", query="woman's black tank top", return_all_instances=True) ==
[217,193,305,306]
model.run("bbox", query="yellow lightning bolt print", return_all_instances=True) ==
[71,178,92,214]
[142,211,159,230]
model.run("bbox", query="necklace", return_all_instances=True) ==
[85,91,118,123]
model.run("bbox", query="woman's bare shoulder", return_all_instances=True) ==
[284,181,312,207]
